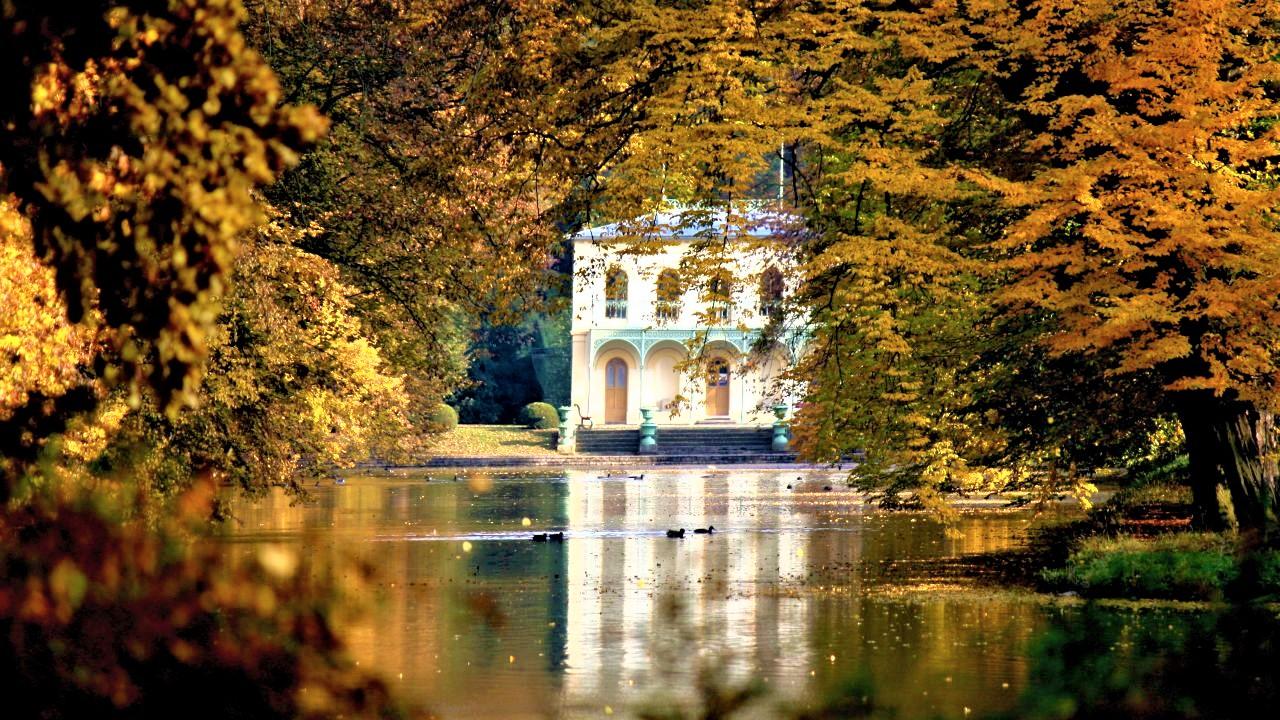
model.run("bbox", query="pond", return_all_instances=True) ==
[219,469,1266,719]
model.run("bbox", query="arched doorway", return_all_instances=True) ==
[706,358,730,418]
[605,358,628,423]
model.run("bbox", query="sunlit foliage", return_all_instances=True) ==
[0,2,400,717]
[982,0,1280,535]
[0,203,98,424]
[243,0,591,430]
[0,0,325,486]
[108,223,411,499]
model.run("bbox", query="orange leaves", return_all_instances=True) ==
[990,0,1280,397]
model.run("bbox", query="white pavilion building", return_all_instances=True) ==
[568,205,803,427]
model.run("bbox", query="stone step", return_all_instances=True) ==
[655,445,775,451]
[655,430,773,438]
[653,435,775,443]
[655,435,774,442]
[658,426,772,430]
[573,426,789,457]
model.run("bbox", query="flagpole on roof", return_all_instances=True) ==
[778,142,785,210]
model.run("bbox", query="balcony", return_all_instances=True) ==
[655,301,680,322]
[605,298,628,319]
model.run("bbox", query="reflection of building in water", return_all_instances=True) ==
[562,470,815,699]
[228,473,1048,718]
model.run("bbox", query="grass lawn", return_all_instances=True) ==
[424,424,558,457]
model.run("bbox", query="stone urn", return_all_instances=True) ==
[771,403,790,452]
[557,405,575,454]
[638,407,658,454]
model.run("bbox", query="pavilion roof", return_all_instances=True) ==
[569,202,801,242]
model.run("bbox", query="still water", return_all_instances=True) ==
[219,469,1236,719]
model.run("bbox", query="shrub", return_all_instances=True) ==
[1042,534,1250,600]
[428,404,459,432]
[0,486,399,719]
[520,402,559,430]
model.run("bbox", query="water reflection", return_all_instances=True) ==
[1010,603,1280,719]
[222,469,1075,719]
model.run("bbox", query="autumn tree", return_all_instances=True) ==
[553,1,1255,526]
[0,0,324,487]
[107,217,412,500]
[983,0,1280,536]
[0,2,400,715]
[770,0,1280,535]
[242,0,589,427]
[773,1,1169,512]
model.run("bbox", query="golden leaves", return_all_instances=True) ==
[0,204,99,421]
[1,0,325,422]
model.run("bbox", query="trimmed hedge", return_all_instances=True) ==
[428,404,459,432]
[520,401,559,430]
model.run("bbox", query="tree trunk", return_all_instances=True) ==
[1177,394,1280,542]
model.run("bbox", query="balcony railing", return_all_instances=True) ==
[605,298,628,319]
[655,301,680,322]
[709,304,730,324]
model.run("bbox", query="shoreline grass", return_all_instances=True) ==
[1041,533,1280,601]
[1027,470,1280,602]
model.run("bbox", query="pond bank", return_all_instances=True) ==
[405,424,810,468]
[374,454,814,469]
[999,478,1280,603]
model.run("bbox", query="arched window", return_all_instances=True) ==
[706,273,732,324]
[656,269,682,321]
[760,266,784,319]
[605,266,628,319]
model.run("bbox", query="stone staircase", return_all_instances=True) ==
[572,425,793,463]
[572,427,643,455]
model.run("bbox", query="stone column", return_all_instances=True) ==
[636,360,645,425]
[571,331,590,420]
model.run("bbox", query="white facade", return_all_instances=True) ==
[569,206,802,426]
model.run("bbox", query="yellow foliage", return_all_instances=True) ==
[0,202,98,420]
